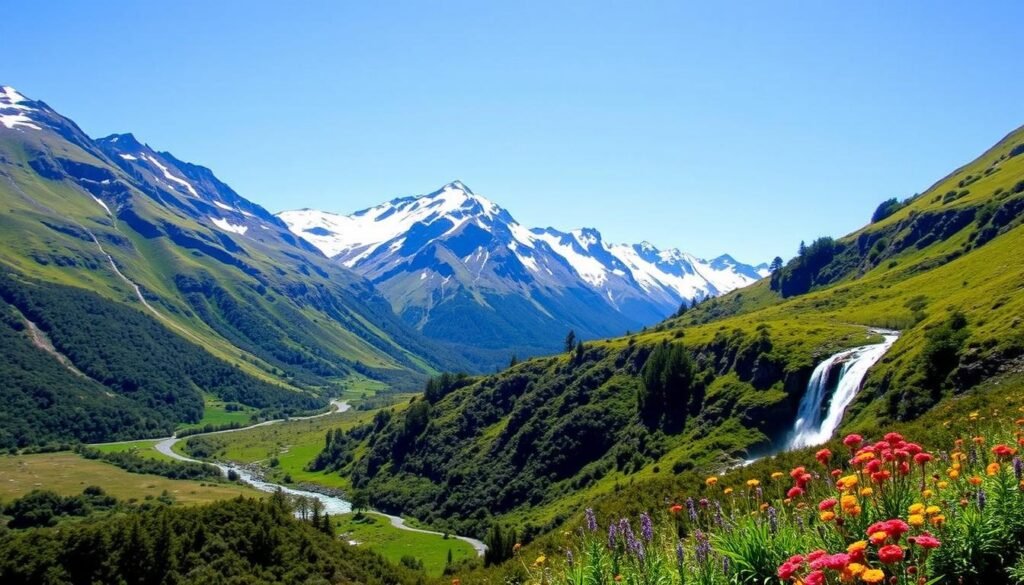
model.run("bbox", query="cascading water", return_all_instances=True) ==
[788,331,899,449]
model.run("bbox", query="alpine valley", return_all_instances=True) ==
[280,183,767,368]
[3,84,1024,585]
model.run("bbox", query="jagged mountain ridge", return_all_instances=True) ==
[280,181,767,366]
[0,84,465,444]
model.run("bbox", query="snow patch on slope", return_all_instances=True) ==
[144,153,200,198]
[210,217,248,235]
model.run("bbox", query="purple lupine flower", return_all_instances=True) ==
[713,500,724,529]
[694,530,711,565]
[969,446,978,466]
[722,555,731,575]
[767,506,778,534]
[607,522,618,549]
[619,517,634,543]
[796,513,805,533]
[640,512,653,542]
[631,536,646,562]
[686,497,698,522]
[755,486,763,500]
[1013,457,1022,481]
[675,541,684,565]
[977,488,987,511]
[585,508,598,533]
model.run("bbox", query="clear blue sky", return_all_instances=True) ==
[5,1,1022,262]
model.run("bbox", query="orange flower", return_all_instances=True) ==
[452,579,461,585]
[706,476,719,486]
[869,531,888,546]
[987,463,1000,476]
[968,476,983,486]
[820,511,836,522]
[861,568,885,583]
[669,504,683,515]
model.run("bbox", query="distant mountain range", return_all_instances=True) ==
[280,182,768,365]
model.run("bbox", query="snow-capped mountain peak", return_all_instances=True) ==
[279,183,766,347]
[0,85,43,131]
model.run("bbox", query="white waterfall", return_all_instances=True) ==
[788,331,899,449]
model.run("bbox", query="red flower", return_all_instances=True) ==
[878,544,905,564]
[818,498,838,511]
[898,461,911,476]
[815,449,832,465]
[777,562,799,580]
[804,570,825,585]
[790,466,807,480]
[866,459,882,473]
[905,442,923,455]
[669,504,683,515]
[806,549,827,562]
[913,452,933,466]
[787,486,805,498]
[787,554,806,565]
[885,432,905,444]
[843,434,863,448]
[912,534,942,549]
[992,444,1017,460]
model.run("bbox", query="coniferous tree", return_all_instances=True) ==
[563,330,577,353]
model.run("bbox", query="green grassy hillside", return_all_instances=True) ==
[309,124,1024,539]
[0,90,463,447]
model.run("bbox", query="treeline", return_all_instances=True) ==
[0,273,324,448]
[0,496,421,585]
[74,445,224,481]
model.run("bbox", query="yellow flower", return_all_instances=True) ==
[705,476,718,486]
[921,489,934,499]
[931,515,946,527]
[771,472,784,480]
[746,479,761,488]
[760,502,770,511]
[533,555,546,567]
[847,540,868,555]
[859,487,874,497]
[948,469,960,479]
[908,503,925,515]
[861,568,885,584]
[846,562,865,576]
[841,495,858,509]
[937,481,949,489]
[925,505,941,515]
[820,511,836,522]
[723,487,733,495]
[837,474,859,490]
[987,462,1000,476]
[908,514,925,527]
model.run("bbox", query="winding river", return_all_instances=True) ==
[133,400,485,555]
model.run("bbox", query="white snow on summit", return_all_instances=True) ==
[279,182,765,314]
[0,86,42,131]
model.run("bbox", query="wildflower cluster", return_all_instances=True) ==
[508,410,1024,585]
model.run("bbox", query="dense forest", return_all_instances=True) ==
[0,494,421,585]
[0,273,324,449]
